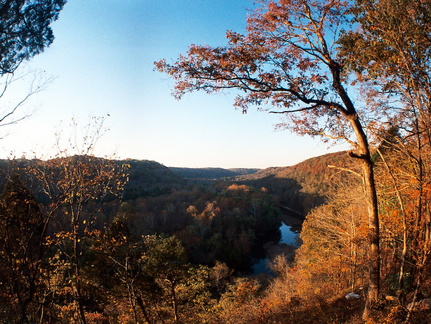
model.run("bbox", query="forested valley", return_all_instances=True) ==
[0,153,312,323]
[2,146,431,323]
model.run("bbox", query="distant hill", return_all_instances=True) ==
[235,151,355,215]
[169,167,260,180]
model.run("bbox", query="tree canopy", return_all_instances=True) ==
[0,0,66,75]
[155,0,361,143]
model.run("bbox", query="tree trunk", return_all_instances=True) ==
[331,62,381,319]
[71,208,87,324]
[169,280,179,323]
[136,295,153,324]
[361,156,380,319]
[346,118,380,320]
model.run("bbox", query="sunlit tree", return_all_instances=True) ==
[27,117,128,323]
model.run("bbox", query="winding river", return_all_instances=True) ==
[252,221,300,274]
[279,222,300,246]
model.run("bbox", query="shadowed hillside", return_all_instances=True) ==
[122,159,186,199]
[234,151,355,215]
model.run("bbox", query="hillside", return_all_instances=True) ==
[235,151,355,215]
[238,151,353,191]
[121,159,186,199]
[0,157,186,202]
[0,153,353,212]
[0,152,356,222]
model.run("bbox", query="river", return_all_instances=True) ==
[252,221,300,274]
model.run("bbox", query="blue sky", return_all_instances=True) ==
[0,0,348,168]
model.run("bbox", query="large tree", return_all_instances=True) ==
[155,0,380,318]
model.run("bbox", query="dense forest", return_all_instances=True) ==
[2,146,431,323]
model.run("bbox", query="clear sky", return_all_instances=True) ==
[0,0,349,168]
